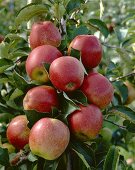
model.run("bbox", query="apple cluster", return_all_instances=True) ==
[6,21,114,160]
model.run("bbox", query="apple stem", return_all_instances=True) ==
[10,150,30,166]
[110,71,135,82]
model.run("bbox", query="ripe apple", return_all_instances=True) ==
[49,56,84,92]
[6,115,30,150]
[68,35,102,69]
[2,143,15,153]
[29,21,61,49]
[29,118,70,160]
[23,85,59,113]
[124,81,135,104]
[68,104,103,141]
[81,72,114,109]
[26,45,62,83]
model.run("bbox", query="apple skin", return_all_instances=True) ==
[68,104,103,141]
[49,56,84,92]
[81,72,114,109]
[29,118,70,160]
[68,35,102,69]
[26,45,62,83]
[6,115,30,150]
[29,21,61,49]
[23,85,59,113]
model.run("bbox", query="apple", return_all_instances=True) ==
[81,72,114,109]
[23,85,59,113]
[49,56,84,92]
[124,81,135,104]
[6,115,30,150]
[68,104,103,141]
[26,45,62,83]
[29,118,70,160]
[100,127,112,143]
[29,21,61,49]
[68,35,102,69]
[2,143,15,153]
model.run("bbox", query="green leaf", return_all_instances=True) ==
[114,28,128,43]
[103,145,120,170]
[9,88,24,101]
[25,110,50,128]
[88,19,109,38]
[0,147,9,166]
[13,71,29,91]
[28,152,38,162]
[0,42,9,59]
[60,92,80,117]
[113,81,128,104]
[0,113,14,123]
[0,58,13,74]
[100,0,104,19]
[109,106,135,124]
[66,0,84,13]
[123,120,135,133]
[71,141,93,169]
[15,3,50,26]
[67,90,88,105]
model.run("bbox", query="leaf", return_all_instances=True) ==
[60,92,80,117]
[103,145,120,170]
[0,113,14,123]
[88,19,109,38]
[123,120,135,133]
[114,28,128,43]
[113,81,128,104]
[109,106,135,124]
[71,141,93,169]
[28,152,38,162]
[9,88,24,100]
[13,71,29,91]
[0,58,13,74]
[66,0,84,13]
[25,110,50,128]
[0,147,9,166]
[15,3,50,26]
[0,42,9,59]
[67,90,88,105]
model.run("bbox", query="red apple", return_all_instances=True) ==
[23,85,59,113]
[68,35,102,69]
[81,72,114,109]
[68,104,103,141]
[29,21,61,49]
[49,56,84,92]
[29,118,70,160]
[6,115,30,150]
[26,45,62,83]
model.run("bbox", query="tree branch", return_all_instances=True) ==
[111,71,135,82]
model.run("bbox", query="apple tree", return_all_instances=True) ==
[0,0,135,169]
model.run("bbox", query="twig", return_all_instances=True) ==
[67,152,72,170]
[104,118,126,129]
[111,72,135,82]
[10,150,30,166]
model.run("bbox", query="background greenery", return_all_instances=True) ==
[0,0,135,169]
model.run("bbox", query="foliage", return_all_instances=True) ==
[0,0,135,169]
